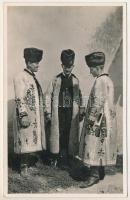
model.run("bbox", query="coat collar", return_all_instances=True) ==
[97,73,109,79]
[24,68,36,77]
[62,72,72,78]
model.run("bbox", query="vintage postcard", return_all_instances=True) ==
[0,1,129,199]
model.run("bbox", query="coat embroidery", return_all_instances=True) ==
[110,109,116,118]
[98,148,105,157]
[33,130,37,144]
[24,84,36,112]
[15,97,22,108]
[100,115,107,138]
[18,138,21,146]
[32,119,38,128]
[26,138,28,145]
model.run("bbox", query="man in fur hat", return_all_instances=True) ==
[13,47,46,176]
[79,52,117,187]
[44,49,84,167]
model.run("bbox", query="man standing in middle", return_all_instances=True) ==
[45,49,84,167]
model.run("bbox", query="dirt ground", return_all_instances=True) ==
[8,155,123,194]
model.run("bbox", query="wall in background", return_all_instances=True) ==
[7,6,123,154]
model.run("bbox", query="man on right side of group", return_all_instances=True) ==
[79,52,117,187]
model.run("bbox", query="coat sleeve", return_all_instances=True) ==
[89,78,106,121]
[44,78,55,114]
[13,75,28,118]
[79,88,86,115]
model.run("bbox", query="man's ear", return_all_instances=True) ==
[96,66,100,71]
[70,65,74,71]
[27,61,31,67]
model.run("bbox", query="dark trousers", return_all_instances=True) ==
[58,107,72,157]
[15,151,42,172]
[90,166,105,180]
[98,166,105,180]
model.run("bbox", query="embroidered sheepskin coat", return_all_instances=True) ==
[45,73,83,156]
[79,74,117,166]
[13,69,46,154]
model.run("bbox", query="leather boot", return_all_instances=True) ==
[98,166,105,180]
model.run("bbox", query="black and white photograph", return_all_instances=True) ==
[2,1,128,197]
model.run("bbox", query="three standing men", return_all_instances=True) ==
[13,48,117,185]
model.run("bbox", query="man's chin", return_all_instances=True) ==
[65,73,71,76]
[34,69,38,72]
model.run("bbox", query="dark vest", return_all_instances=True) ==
[58,73,73,108]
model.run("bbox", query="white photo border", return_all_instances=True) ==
[1,1,128,199]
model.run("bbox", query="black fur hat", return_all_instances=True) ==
[61,49,75,66]
[85,52,105,67]
[24,47,43,63]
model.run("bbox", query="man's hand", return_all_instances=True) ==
[79,112,85,122]
[88,120,95,127]
[20,116,30,128]
[88,116,95,127]
[45,113,51,123]
[79,107,86,122]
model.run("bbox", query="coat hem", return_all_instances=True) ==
[14,148,43,154]
[82,159,117,166]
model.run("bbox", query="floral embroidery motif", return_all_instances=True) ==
[24,84,36,111]
[94,126,101,137]
[26,138,28,145]
[98,148,105,157]
[32,119,37,128]
[100,138,105,144]
[33,130,37,144]
[15,97,26,111]
[15,97,22,108]
[18,138,21,146]
[110,109,116,119]
[19,112,27,119]
[100,115,107,138]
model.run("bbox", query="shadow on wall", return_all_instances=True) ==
[109,40,123,106]
[88,7,122,70]
[109,41,123,154]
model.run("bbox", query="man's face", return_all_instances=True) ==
[62,64,74,76]
[27,62,39,73]
[89,66,99,77]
